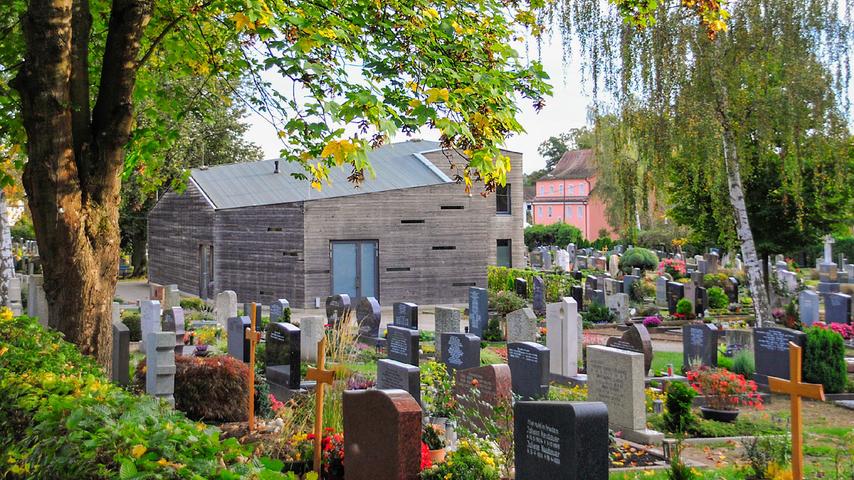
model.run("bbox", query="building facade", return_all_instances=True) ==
[148,140,524,308]
[530,149,612,239]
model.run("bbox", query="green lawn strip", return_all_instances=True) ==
[650,351,682,375]
[609,465,742,479]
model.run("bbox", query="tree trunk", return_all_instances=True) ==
[720,128,772,327]
[15,0,152,367]
[0,190,14,306]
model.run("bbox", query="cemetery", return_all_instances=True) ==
[2,0,854,479]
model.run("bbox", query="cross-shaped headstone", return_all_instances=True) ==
[767,342,825,480]
[245,302,262,432]
[306,336,335,473]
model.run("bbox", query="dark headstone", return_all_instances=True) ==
[532,276,546,317]
[440,332,481,373]
[572,271,583,281]
[667,282,685,314]
[825,293,852,324]
[386,325,420,366]
[515,278,529,298]
[325,294,352,327]
[266,322,301,390]
[605,323,654,374]
[725,277,739,303]
[226,316,251,362]
[468,287,489,338]
[243,302,262,322]
[696,287,708,315]
[392,302,418,330]
[514,401,609,480]
[682,323,719,370]
[270,299,290,323]
[508,342,550,399]
[355,296,382,339]
[570,285,584,311]
[343,389,422,480]
[753,327,807,385]
[112,321,130,387]
[623,275,639,301]
[376,359,421,405]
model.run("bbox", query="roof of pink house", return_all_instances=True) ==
[549,149,595,179]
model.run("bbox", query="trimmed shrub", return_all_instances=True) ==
[676,298,693,317]
[179,296,207,311]
[483,317,504,341]
[487,266,577,301]
[619,247,659,273]
[663,381,697,434]
[707,287,728,309]
[803,327,847,393]
[121,309,142,341]
[0,315,277,478]
[732,349,755,377]
[133,355,251,422]
[524,222,584,250]
[582,302,616,324]
[487,290,526,317]
[702,273,728,290]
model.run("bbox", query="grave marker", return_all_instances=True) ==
[266,321,301,391]
[162,306,186,355]
[139,300,161,350]
[753,327,807,385]
[655,277,668,307]
[798,290,819,327]
[454,364,512,431]
[245,304,262,432]
[214,290,237,328]
[112,321,130,387]
[508,342,550,399]
[392,302,418,330]
[515,277,529,298]
[325,294,352,327]
[376,359,421,405]
[307,337,336,473]
[440,332,481,373]
[825,293,852,324]
[532,276,546,316]
[386,325,420,366]
[434,306,460,356]
[605,323,653,374]
[468,287,489,338]
[298,316,325,362]
[667,282,685,314]
[682,323,718,369]
[227,316,251,362]
[270,299,290,323]
[546,298,579,378]
[507,307,538,343]
[145,331,176,406]
[355,296,382,340]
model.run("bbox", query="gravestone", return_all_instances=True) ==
[434,306,460,356]
[608,255,620,277]
[214,290,237,328]
[112,301,121,324]
[376,359,421,405]
[508,342,550,399]
[825,293,852,324]
[667,282,685,314]
[683,283,697,311]
[162,306,186,355]
[623,275,639,301]
[454,364,513,431]
[706,252,720,274]
[27,275,48,326]
[355,296,382,340]
[514,401,609,480]
[226,316,251,362]
[753,327,807,385]
[145,331,176,406]
[696,287,708,315]
[532,276,546,316]
[531,249,544,269]
[542,250,553,270]
[515,278,529,298]
[299,316,325,362]
[386,325,420,366]
[440,332,481,373]
[690,271,704,287]
[163,284,180,310]
[798,290,819,327]
[603,278,620,296]
[587,345,662,445]
[605,323,653,374]
[266,322,301,391]
[570,285,584,312]
[139,300,162,350]
[325,294,352,327]
[556,249,570,271]
[270,299,290,324]
[605,293,630,324]
[8,277,22,316]
[591,289,605,307]
[243,303,262,323]
[468,287,489,338]
[343,389,422,480]
[682,323,719,369]
[656,277,668,307]
[392,302,418,330]
[547,298,580,378]
[507,307,538,343]
[112,321,130,387]
[725,277,740,304]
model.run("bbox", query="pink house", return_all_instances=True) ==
[530,149,613,240]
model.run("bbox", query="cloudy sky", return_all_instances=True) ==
[242,35,594,175]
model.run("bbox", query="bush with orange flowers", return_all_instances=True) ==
[686,367,763,411]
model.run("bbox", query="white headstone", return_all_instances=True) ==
[214,290,238,328]
[299,316,325,362]
[546,297,579,378]
[507,308,538,343]
[163,284,180,310]
[140,300,162,350]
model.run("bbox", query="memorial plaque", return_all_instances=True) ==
[454,364,512,431]
[434,306,460,356]
[546,298,580,378]
[226,316,251,362]
[667,282,685,314]
[266,322,301,390]
[440,332,481,373]
[798,290,819,327]
[468,287,489,338]
[570,285,584,311]
[386,325,420,366]
[508,342,550,399]
[825,293,852,324]
[270,299,290,323]
[682,323,718,370]
[655,277,668,307]
[325,294,352,327]
[507,307,538,343]
[376,359,421,405]
[753,327,807,385]
[112,321,130,387]
[532,276,546,316]
[515,278,529,298]
[392,302,418,330]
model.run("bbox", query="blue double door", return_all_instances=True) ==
[331,240,378,300]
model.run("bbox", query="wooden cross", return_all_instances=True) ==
[305,336,335,474]
[245,302,263,433]
[767,342,825,480]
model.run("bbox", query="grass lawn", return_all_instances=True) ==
[650,351,682,374]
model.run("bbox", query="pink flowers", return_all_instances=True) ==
[812,321,854,340]
[642,316,662,327]
[268,393,285,412]
[658,258,687,278]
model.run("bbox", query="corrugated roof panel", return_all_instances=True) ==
[191,140,450,209]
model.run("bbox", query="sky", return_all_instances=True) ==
[241,35,595,175]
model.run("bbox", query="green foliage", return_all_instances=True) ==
[524,222,585,248]
[730,350,756,378]
[619,247,659,273]
[803,327,847,394]
[703,274,728,289]
[10,216,34,240]
[487,290,526,317]
[120,310,142,342]
[581,302,616,324]
[179,297,207,311]
[707,287,729,309]
[420,361,455,418]
[487,266,577,302]
[422,424,445,450]
[676,299,693,317]
[742,435,792,480]
[420,439,500,480]
[0,315,283,478]
[536,127,594,170]
[483,317,504,342]
[663,382,697,434]
[635,223,694,251]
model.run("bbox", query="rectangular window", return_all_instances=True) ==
[497,239,512,267]
[547,206,552,217]
[550,185,554,193]
[568,185,575,195]
[537,206,543,217]
[558,184,563,193]
[566,206,573,219]
[578,206,583,218]
[579,184,585,195]
[539,186,544,195]
[496,183,511,214]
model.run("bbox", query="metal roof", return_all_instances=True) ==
[191,140,451,210]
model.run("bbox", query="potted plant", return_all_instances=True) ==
[422,424,447,463]
[687,367,763,422]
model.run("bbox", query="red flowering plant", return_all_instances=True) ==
[658,258,687,279]
[687,367,763,411]
[278,428,345,478]
[421,442,432,470]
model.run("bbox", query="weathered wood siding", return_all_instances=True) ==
[213,203,305,306]
[301,146,524,307]
[148,181,214,296]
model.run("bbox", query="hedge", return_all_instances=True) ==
[487,266,578,303]
[803,326,847,394]
[0,314,285,479]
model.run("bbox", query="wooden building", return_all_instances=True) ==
[148,140,524,308]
